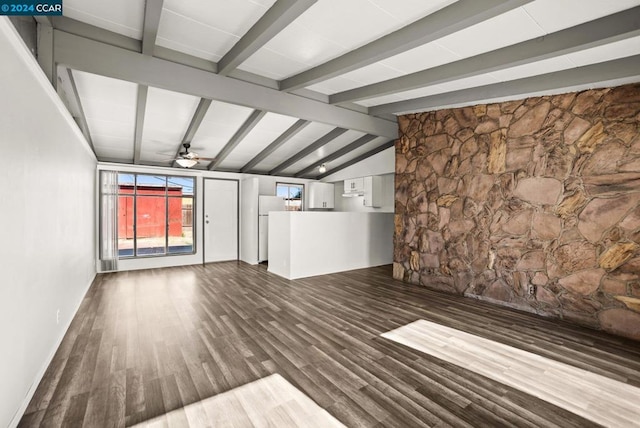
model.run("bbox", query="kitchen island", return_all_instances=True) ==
[268,212,394,279]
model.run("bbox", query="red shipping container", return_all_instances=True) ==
[118,184,183,239]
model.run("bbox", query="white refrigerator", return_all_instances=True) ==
[258,195,286,262]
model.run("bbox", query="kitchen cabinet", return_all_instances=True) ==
[343,177,364,193]
[363,176,382,207]
[308,182,334,209]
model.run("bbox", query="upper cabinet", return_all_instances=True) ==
[363,176,382,207]
[342,176,383,207]
[308,182,334,209]
[343,177,364,194]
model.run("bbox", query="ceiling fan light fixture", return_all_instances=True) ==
[176,158,198,168]
[318,163,327,174]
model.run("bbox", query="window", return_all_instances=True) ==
[276,183,304,211]
[116,173,195,258]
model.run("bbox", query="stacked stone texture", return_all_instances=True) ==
[394,83,640,341]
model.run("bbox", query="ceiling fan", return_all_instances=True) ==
[174,143,216,168]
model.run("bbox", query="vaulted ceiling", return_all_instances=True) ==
[43,0,640,178]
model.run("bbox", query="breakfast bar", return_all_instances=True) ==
[267,211,394,280]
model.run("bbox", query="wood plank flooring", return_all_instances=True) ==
[18,262,640,427]
[382,319,640,427]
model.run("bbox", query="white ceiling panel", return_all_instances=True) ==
[78,98,137,130]
[292,0,457,49]
[163,0,275,36]
[140,87,200,163]
[253,122,336,172]
[306,61,406,95]
[356,93,407,108]
[306,75,369,96]
[291,0,402,49]
[566,35,640,66]
[341,62,404,85]
[358,74,500,108]
[239,0,461,79]
[214,159,244,170]
[239,25,342,80]
[523,0,640,33]
[311,40,463,95]
[218,112,299,169]
[156,0,276,61]
[403,74,499,98]
[377,41,461,75]
[190,101,255,158]
[72,70,138,161]
[280,130,366,175]
[62,0,145,39]
[489,56,576,83]
[83,118,133,141]
[367,0,458,22]
[437,8,544,59]
[156,11,238,62]
[92,140,135,160]
[238,48,311,80]
[309,63,404,95]
[72,71,138,112]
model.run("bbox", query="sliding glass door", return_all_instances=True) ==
[104,173,195,258]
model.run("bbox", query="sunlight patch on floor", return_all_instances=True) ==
[132,373,346,427]
[382,319,640,428]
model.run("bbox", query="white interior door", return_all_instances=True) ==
[204,179,238,263]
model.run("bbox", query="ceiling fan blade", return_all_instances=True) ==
[156,146,206,155]
[170,155,216,161]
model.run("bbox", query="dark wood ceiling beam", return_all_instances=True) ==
[269,127,348,175]
[208,109,267,170]
[49,16,376,117]
[369,54,640,115]
[330,7,640,104]
[52,16,141,52]
[171,98,212,167]
[241,119,310,173]
[279,0,533,91]
[65,68,96,155]
[142,0,164,55]
[133,85,149,164]
[218,0,317,75]
[316,141,395,179]
[53,30,397,138]
[294,134,377,177]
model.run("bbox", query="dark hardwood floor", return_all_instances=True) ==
[19,262,640,427]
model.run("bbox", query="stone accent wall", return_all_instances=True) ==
[394,83,640,341]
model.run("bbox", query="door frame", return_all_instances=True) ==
[202,178,240,264]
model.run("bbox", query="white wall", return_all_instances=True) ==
[249,174,314,210]
[0,18,97,428]
[240,176,314,264]
[321,146,395,182]
[240,177,259,264]
[94,166,315,271]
